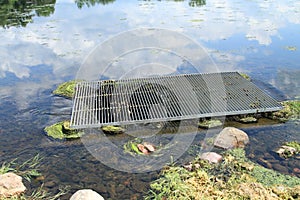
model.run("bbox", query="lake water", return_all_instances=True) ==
[0,0,299,199]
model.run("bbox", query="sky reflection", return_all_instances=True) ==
[0,0,299,108]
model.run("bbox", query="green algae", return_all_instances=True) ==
[271,100,300,122]
[238,116,257,123]
[101,125,125,134]
[285,46,297,51]
[284,141,300,152]
[145,148,300,200]
[44,121,83,139]
[276,141,300,158]
[53,80,79,99]
[198,119,222,129]
[239,72,251,81]
[123,138,144,156]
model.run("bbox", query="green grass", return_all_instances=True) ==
[145,148,300,200]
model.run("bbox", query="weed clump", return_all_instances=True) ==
[145,148,300,200]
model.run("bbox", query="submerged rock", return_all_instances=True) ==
[44,121,83,139]
[214,127,249,149]
[198,119,223,129]
[0,172,26,198]
[69,189,104,200]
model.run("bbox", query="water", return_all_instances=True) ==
[0,0,299,199]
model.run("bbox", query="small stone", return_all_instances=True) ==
[0,172,26,198]
[143,143,155,152]
[200,152,222,163]
[293,168,300,174]
[69,189,104,200]
[137,144,149,155]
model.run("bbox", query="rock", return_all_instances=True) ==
[0,172,26,198]
[137,144,149,155]
[199,152,222,163]
[293,168,300,174]
[198,119,223,129]
[143,142,155,152]
[62,121,78,135]
[214,127,249,149]
[276,145,297,158]
[44,121,83,139]
[53,80,79,99]
[69,189,104,200]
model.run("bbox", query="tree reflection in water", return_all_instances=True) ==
[0,0,56,28]
[0,0,206,28]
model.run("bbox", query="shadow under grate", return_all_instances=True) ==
[70,72,282,128]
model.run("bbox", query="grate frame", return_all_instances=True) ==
[70,72,283,129]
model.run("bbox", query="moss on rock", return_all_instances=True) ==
[44,121,83,139]
[239,72,251,81]
[53,80,79,98]
[198,119,223,129]
[101,125,125,134]
[271,100,300,122]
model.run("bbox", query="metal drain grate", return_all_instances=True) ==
[70,72,282,128]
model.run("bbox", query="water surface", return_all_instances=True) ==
[0,0,299,199]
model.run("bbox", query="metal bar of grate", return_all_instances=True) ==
[70,72,283,128]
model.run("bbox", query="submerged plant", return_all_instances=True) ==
[0,154,42,182]
[0,155,69,200]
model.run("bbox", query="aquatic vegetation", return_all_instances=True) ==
[270,100,300,122]
[145,148,300,199]
[276,141,300,158]
[53,80,79,99]
[123,139,156,155]
[239,72,251,81]
[284,141,300,152]
[101,125,125,134]
[238,116,257,123]
[0,154,42,182]
[198,119,222,129]
[44,121,83,139]
[0,156,69,200]
[123,139,144,155]
[285,46,297,51]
